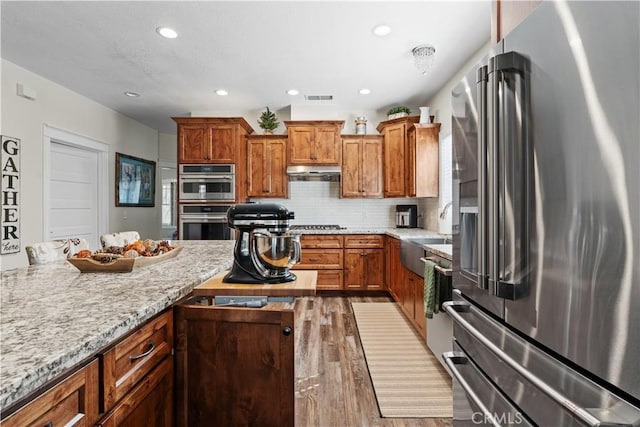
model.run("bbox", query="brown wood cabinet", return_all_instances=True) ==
[97,357,173,427]
[175,301,295,427]
[407,123,440,198]
[293,235,344,290]
[343,235,385,291]
[385,237,427,340]
[285,121,344,165]
[385,237,403,303]
[404,270,426,337]
[174,117,253,164]
[97,310,174,426]
[247,135,288,198]
[377,117,440,198]
[0,360,99,427]
[378,117,413,197]
[101,311,173,412]
[341,135,383,198]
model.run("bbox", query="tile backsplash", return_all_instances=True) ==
[251,181,426,228]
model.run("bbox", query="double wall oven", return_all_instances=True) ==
[178,164,235,240]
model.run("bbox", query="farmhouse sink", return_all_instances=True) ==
[400,237,452,277]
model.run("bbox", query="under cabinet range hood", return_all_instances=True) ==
[286,165,340,182]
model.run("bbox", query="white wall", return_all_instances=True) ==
[1,60,160,270]
[423,42,491,234]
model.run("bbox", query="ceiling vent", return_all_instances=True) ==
[304,95,333,101]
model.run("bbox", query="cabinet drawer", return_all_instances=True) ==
[97,356,173,427]
[101,311,173,412]
[344,234,384,248]
[316,270,344,290]
[300,234,343,249]
[294,249,343,269]
[1,360,99,427]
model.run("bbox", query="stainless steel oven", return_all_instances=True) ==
[179,204,233,240]
[179,164,235,202]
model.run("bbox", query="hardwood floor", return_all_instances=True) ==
[294,295,453,427]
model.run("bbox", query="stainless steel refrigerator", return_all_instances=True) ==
[446,1,640,425]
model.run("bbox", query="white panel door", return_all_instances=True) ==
[48,142,99,249]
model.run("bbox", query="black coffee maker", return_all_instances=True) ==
[224,203,301,284]
[395,204,418,228]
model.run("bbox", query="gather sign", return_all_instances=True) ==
[1,136,20,254]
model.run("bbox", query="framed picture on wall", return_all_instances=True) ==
[115,152,156,207]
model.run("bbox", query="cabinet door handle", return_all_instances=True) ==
[130,342,155,361]
[44,422,53,427]
[282,326,292,336]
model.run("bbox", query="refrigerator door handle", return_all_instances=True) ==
[443,301,604,427]
[476,65,489,291]
[443,351,502,427]
[488,51,531,300]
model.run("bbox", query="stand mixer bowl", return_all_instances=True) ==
[253,231,301,269]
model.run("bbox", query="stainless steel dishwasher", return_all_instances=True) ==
[423,248,453,375]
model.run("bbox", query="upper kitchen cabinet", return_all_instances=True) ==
[341,135,383,198]
[247,135,288,198]
[407,123,440,198]
[285,121,344,165]
[377,117,440,198]
[173,117,254,164]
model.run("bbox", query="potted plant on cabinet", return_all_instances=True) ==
[387,106,411,120]
[258,107,280,135]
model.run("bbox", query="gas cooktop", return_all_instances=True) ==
[290,225,345,230]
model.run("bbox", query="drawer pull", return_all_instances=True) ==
[130,342,155,361]
[308,258,320,262]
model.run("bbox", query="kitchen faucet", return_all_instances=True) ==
[439,201,452,219]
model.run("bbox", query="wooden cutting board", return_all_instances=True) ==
[194,270,317,297]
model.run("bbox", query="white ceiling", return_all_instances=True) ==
[1,1,490,134]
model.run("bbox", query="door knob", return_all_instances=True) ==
[282,326,292,336]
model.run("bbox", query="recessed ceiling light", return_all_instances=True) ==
[156,27,178,39]
[359,88,371,95]
[373,25,391,37]
[124,91,140,97]
[287,89,299,96]
[215,89,228,96]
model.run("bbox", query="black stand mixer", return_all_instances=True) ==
[223,203,301,284]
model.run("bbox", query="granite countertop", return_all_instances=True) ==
[0,240,235,412]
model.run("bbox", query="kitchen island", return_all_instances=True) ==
[0,240,235,413]
[0,229,447,416]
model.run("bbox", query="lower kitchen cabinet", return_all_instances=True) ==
[344,249,384,290]
[385,237,403,302]
[344,235,385,291]
[175,298,295,427]
[293,235,344,290]
[101,311,173,411]
[386,236,426,339]
[0,360,99,427]
[97,357,173,427]
[404,270,426,337]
